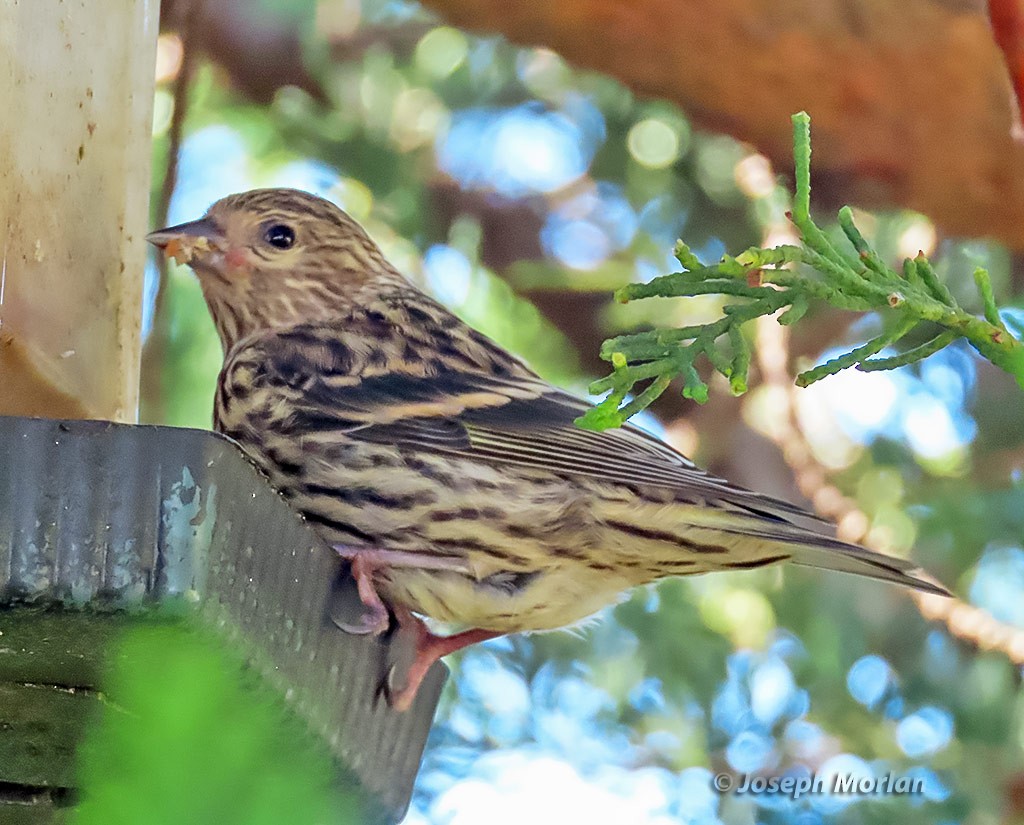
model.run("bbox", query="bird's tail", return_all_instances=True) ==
[599,495,949,596]
[710,519,950,597]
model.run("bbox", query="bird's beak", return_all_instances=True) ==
[146,217,225,250]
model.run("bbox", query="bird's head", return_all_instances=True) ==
[147,188,404,350]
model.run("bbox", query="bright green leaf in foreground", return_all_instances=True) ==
[72,621,361,825]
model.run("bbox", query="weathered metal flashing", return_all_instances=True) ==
[0,414,444,823]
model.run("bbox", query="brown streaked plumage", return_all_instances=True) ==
[147,188,948,710]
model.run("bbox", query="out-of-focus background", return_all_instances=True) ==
[138,0,1024,822]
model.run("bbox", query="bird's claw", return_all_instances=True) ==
[330,545,502,711]
[327,571,393,636]
[378,614,504,712]
[333,601,392,636]
[382,666,419,713]
[330,546,394,637]
[374,607,427,711]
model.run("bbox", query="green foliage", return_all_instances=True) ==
[152,267,222,428]
[72,620,361,825]
[578,112,1024,431]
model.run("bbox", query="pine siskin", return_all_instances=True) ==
[147,188,947,710]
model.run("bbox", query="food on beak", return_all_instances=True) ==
[163,235,212,266]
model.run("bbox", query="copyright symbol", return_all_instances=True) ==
[714,773,733,792]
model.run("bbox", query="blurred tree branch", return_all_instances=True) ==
[754,312,1024,666]
[159,0,432,102]
[988,0,1024,134]
[160,0,321,101]
[160,0,1024,253]
[141,0,203,424]
[418,0,1024,258]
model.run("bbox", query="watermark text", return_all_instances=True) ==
[713,772,924,799]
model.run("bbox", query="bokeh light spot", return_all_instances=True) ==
[897,707,953,757]
[627,119,681,169]
[439,105,588,197]
[750,657,796,725]
[424,244,473,306]
[726,730,773,773]
[415,26,469,79]
[969,544,1024,626]
[846,655,892,708]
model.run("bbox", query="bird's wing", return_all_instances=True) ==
[259,347,816,522]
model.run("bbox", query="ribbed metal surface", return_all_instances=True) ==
[0,415,444,822]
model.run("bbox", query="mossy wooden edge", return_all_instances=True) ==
[0,605,380,824]
[0,606,139,820]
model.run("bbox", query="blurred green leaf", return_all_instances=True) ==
[73,620,361,825]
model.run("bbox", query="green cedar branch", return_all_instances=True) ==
[577,111,1024,431]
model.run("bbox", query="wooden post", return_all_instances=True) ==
[0,1,157,421]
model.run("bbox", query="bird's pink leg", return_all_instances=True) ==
[331,545,500,710]
[333,546,472,572]
[388,608,503,712]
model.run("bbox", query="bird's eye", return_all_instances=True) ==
[263,223,296,250]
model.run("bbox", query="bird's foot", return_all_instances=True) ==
[383,608,502,712]
[331,545,475,636]
[330,545,498,711]
[330,548,392,636]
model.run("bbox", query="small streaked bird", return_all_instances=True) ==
[147,189,947,710]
